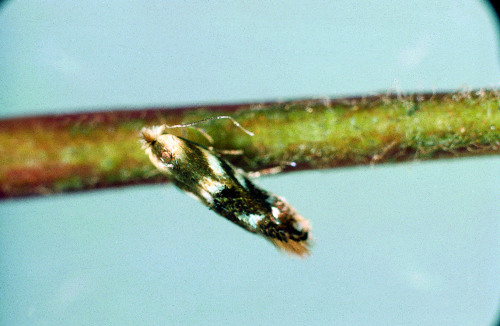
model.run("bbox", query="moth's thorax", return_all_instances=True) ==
[155,134,185,161]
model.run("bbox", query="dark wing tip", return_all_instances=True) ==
[261,212,313,258]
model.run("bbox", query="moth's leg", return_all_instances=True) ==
[246,161,297,178]
[247,166,283,178]
[187,128,245,155]
[215,149,244,155]
[144,168,162,178]
[190,126,214,144]
[178,126,215,145]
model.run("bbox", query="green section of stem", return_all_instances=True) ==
[0,90,499,199]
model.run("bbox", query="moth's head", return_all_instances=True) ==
[139,125,185,172]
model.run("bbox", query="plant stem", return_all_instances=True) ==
[1,90,499,199]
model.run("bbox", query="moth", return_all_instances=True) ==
[140,116,312,256]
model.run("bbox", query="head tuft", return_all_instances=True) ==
[139,126,165,149]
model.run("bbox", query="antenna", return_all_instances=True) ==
[165,116,254,137]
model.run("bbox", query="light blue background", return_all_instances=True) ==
[1,1,499,325]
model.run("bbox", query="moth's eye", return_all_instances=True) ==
[161,152,174,166]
